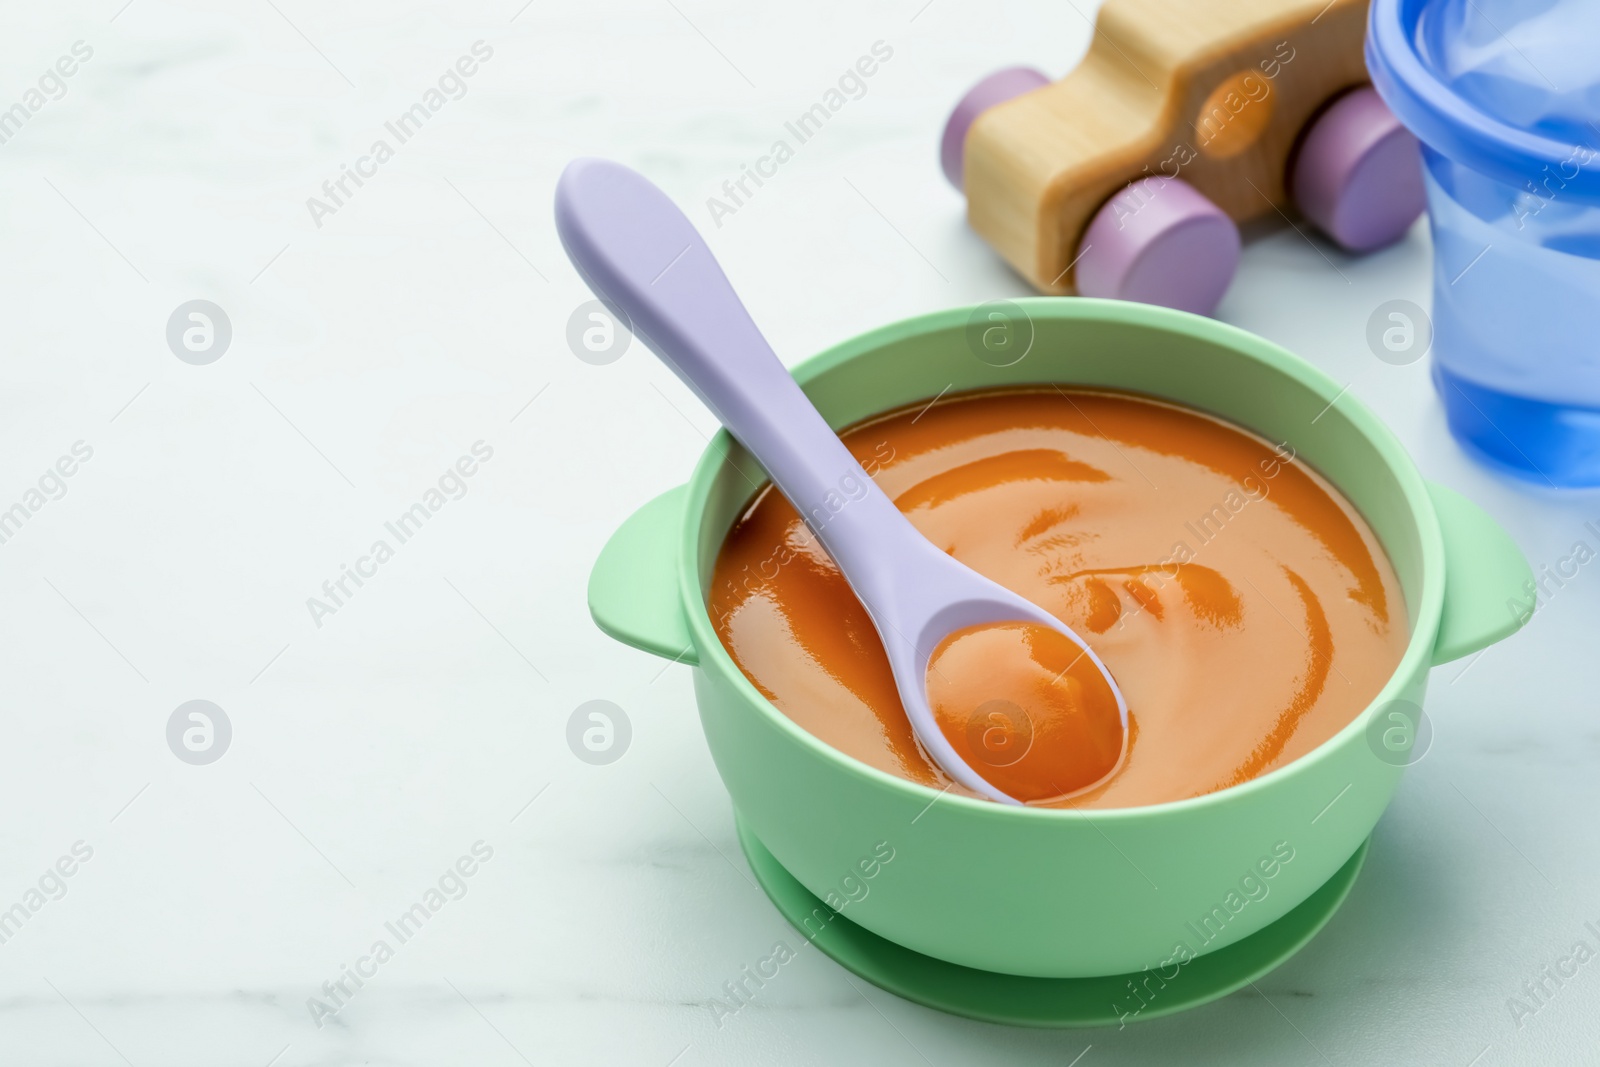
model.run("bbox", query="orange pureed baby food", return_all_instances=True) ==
[709,388,1407,809]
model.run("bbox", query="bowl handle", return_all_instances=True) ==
[588,485,700,667]
[1426,481,1533,666]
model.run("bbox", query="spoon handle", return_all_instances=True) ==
[555,158,919,593]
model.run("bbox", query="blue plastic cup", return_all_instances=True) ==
[1367,0,1600,486]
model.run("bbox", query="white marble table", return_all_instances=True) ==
[0,0,1595,1063]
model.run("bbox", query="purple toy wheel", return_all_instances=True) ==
[1073,177,1241,316]
[940,67,1051,191]
[1291,86,1426,252]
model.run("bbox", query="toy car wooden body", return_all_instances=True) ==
[942,0,1425,312]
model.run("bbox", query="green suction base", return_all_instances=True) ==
[735,816,1367,1028]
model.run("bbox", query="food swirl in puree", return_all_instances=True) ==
[709,388,1407,809]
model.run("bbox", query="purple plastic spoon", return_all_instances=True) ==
[554,158,1128,805]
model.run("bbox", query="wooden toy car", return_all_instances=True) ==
[940,0,1425,313]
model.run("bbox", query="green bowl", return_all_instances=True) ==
[589,298,1529,980]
